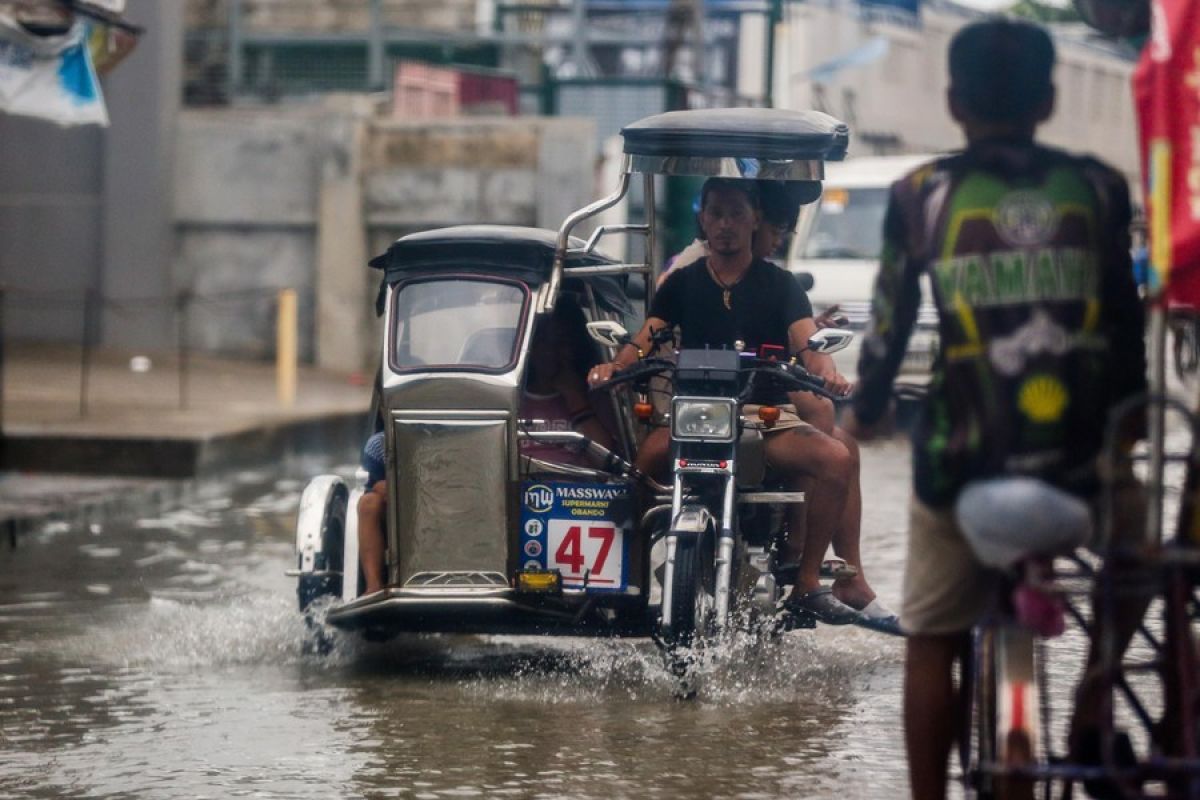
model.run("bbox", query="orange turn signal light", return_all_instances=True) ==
[758,406,780,428]
[634,401,654,420]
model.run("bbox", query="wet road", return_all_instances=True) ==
[0,432,1182,800]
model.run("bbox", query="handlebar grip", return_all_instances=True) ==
[786,363,825,387]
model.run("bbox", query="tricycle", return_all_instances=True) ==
[291,107,856,657]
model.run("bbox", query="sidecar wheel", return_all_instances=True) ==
[665,530,714,648]
[296,482,348,613]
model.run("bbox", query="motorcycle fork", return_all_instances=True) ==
[659,467,737,633]
[660,473,685,630]
[713,471,737,629]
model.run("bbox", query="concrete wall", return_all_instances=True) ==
[0,119,104,341]
[0,0,182,347]
[174,106,597,369]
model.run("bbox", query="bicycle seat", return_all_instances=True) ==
[955,477,1093,569]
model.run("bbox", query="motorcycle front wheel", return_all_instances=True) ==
[664,528,715,649]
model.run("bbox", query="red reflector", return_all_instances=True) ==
[718,460,728,469]
[678,459,688,468]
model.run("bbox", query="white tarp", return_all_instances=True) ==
[0,13,108,126]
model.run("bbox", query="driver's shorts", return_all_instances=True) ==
[900,473,1146,636]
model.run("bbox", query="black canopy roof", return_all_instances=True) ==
[369,225,632,316]
[622,108,849,162]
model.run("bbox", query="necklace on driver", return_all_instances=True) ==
[707,263,746,310]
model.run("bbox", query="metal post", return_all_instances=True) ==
[0,287,6,459]
[1147,306,1167,545]
[368,0,385,91]
[80,289,98,418]
[277,288,298,408]
[644,171,658,302]
[228,0,243,99]
[571,0,587,76]
[176,290,190,411]
[765,0,781,108]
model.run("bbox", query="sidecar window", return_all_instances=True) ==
[391,279,526,371]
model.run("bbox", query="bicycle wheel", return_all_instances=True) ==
[1162,565,1200,798]
[968,625,1038,800]
[966,625,1000,799]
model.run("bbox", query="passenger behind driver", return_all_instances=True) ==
[589,177,860,626]
[753,184,897,630]
[356,300,614,594]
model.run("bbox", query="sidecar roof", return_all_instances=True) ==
[369,225,631,316]
[621,108,850,163]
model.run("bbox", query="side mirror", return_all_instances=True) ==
[807,328,854,355]
[586,320,631,349]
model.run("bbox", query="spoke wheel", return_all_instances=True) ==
[969,626,1038,800]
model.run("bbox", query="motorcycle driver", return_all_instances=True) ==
[588,177,862,625]
[844,19,1148,798]
[659,180,897,627]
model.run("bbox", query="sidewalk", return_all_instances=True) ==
[1,343,371,539]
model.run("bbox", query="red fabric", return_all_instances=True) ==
[1135,0,1200,304]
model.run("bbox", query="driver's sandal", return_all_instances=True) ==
[781,587,861,626]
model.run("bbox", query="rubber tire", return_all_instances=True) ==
[969,627,1036,800]
[965,627,1000,800]
[665,529,714,649]
[297,484,348,613]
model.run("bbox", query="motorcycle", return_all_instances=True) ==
[585,322,855,649]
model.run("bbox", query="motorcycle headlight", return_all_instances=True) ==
[671,398,736,441]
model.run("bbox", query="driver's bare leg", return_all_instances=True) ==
[790,392,882,610]
[829,429,878,609]
[765,426,851,598]
[357,481,388,594]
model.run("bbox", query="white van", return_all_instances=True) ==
[788,154,941,383]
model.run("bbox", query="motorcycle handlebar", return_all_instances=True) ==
[591,356,839,402]
[589,357,676,392]
[741,362,839,402]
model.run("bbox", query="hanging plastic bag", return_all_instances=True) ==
[0,10,108,126]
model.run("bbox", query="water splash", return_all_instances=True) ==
[51,589,317,671]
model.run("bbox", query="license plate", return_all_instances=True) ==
[520,481,632,591]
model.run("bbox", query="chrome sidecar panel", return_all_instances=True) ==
[324,587,650,636]
[390,412,511,583]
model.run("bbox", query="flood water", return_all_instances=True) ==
[0,432,1186,799]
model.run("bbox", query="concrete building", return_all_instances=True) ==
[1,1,595,372]
[0,0,1144,367]
[772,0,1141,183]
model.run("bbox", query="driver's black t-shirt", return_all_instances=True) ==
[649,257,813,352]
